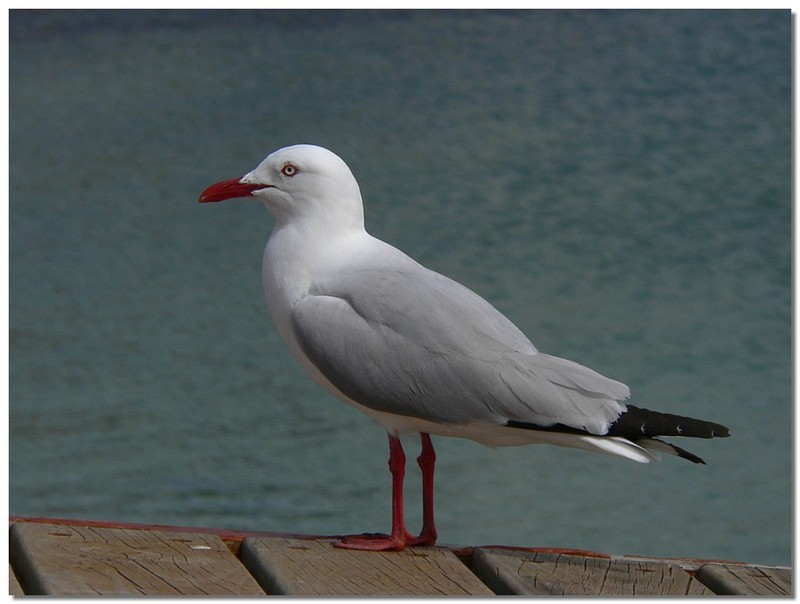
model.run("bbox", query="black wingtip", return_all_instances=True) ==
[714,426,732,438]
[669,443,707,464]
[608,405,731,440]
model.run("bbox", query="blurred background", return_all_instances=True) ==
[9,10,791,565]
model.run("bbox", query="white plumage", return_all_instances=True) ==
[200,143,729,550]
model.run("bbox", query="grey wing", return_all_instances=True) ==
[291,266,629,434]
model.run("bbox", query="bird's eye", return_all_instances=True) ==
[281,163,299,177]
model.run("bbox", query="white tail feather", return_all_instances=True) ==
[575,435,661,463]
[359,409,667,463]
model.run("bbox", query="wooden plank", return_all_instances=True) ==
[9,522,265,596]
[9,564,24,596]
[10,514,321,549]
[241,536,494,596]
[471,547,712,596]
[696,563,792,596]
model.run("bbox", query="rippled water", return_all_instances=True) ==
[9,10,791,565]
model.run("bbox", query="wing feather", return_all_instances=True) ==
[291,265,628,433]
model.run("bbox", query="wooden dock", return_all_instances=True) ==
[8,516,792,596]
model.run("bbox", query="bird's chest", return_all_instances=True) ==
[260,230,347,351]
[260,239,307,344]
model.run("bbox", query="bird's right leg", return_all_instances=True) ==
[406,432,437,546]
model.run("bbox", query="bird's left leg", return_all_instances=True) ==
[334,432,412,551]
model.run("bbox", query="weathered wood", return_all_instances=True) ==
[9,522,265,596]
[9,514,318,548]
[7,516,791,597]
[9,564,24,596]
[471,547,712,596]
[696,563,792,596]
[241,536,494,596]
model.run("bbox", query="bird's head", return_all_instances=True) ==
[199,144,364,229]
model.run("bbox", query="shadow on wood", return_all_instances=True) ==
[241,536,494,596]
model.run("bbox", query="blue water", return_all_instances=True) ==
[9,10,791,566]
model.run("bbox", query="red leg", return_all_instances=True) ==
[407,432,438,546]
[335,433,410,551]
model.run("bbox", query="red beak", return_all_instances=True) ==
[198,178,271,203]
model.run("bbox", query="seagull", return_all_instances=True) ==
[199,144,730,551]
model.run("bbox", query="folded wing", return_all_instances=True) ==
[291,265,629,435]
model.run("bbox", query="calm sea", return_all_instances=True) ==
[9,10,791,566]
